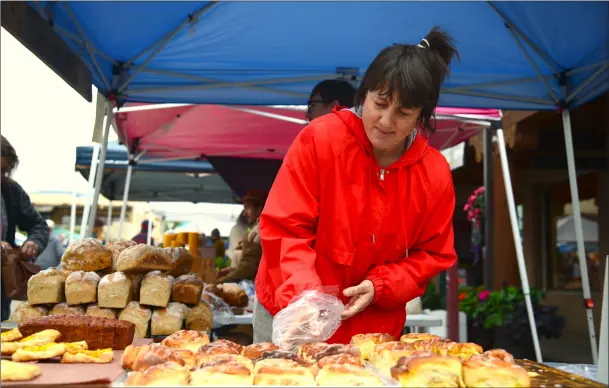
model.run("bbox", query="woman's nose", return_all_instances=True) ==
[379,111,393,128]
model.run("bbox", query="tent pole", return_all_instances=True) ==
[106,201,113,241]
[560,105,599,363]
[80,144,100,239]
[69,178,78,245]
[147,205,153,246]
[446,264,459,341]
[87,100,113,236]
[483,125,495,289]
[118,163,134,239]
[496,128,543,362]
[597,256,608,384]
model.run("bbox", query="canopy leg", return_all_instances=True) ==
[496,128,543,363]
[118,163,134,239]
[597,256,608,384]
[80,144,100,239]
[483,126,495,289]
[69,175,78,245]
[147,205,153,246]
[106,201,113,241]
[561,107,598,364]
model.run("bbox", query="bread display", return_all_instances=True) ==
[49,302,85,316]
[151,302,188,336]
[116,245,173,273]
[161,330,210,353]
[0,359,42,382]
[61,238,112,272]
[65,270,100,305]
[172,274,204,305]
[125,361,191,387]
[186,302,213,332]
[9,303,48,323]
[140,270,174,307]
[350,333,395,360]
[98,271,133,309]
[165,247,194,277]
[27,267,67,305]
[106,240,137,270]
[85,304,117,319]
[218,283,249,307]
[18,315,135,350]
[118,301,152,338]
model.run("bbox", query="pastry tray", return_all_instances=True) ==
[517,359,605,388]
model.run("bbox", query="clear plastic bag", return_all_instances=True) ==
[272,288,344,351]
[238,280,256,311]
[200,290,235,328]
[544,362,599,382]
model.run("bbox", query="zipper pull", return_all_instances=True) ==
[372,234,376,244]
[379,169,385,181]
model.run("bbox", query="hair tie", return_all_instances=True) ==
[417,38,430,49]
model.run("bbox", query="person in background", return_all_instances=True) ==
[132,220,153,245]
[216,190,268,284]
[211,228,226,259]
[1,135,49,321]
[91,218,106,242]
[227,210,248,267]
[35,220,65,270]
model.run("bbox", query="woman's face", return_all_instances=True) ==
[362,90,421,154]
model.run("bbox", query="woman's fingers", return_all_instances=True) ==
[343,284,364,297]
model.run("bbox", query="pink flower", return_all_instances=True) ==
[469,195,476,202]
[478,290,490,301]
[474,208,481,215]
[475,187,485,195]
[464,204,470,211]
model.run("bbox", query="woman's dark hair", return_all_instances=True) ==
[1,135,19,176]
[355,26,459,132]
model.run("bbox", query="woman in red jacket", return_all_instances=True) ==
[254,26,459,345]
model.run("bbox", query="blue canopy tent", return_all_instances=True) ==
[7,1,608,363]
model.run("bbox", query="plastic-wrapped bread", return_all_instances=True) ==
[116,245,172,273]
[65,271,100,305]
[172,274,204,305]
[60,238,112,272]
[98,272,133,309]
[119,302,152,338]
[85,305,117,319]
[140,271,174,307]
[186,303,212,332]
[106,240,137,271]
[27,268,67,305]
[217,284,248,307]
[49,302,85,316]
[165,248,194,277]
[151,302,188,336]
[9,303,48,323]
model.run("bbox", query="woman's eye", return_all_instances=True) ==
[375,101,387,108]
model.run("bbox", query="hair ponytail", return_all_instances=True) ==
[423,26,459,71]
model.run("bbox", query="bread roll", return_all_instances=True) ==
[140,271,174,307]
[461,357,530,387]
[116,245,172,273]
[172,274,204,305]
[186,303,212,332]
[106,240,137,271]
[400,333,442,344]
[61,238,112,272]
[9,303,48,323]
[98,272,133,309]
[85,305,117,319]
[151,302,188,336]
[218,284,248,307]
[121,344,186,371]
[124,361,190,386]
[119,302,152,338]
[243,342,279,360]
[316,363,382,387]
[165,248,194,277]
[190,362,253,386]
[27,267,67,305]
[350,333,394,360]
[254,363,316,386]
[65,271,100,305]
[161,330,210,353]
[49,302,85,316]
[391,352,463,387]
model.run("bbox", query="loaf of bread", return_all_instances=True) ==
[106,240,137,271]
[49,303,85,316]
[65,271,100,305]
[18,315,135,350]
[151,302,188,336]
[172,274,204,305]
[98,272,133,309]
[116,245,172,273]
[165,248,194,277]
[218,284,248,307]
[85,305,117,319]
[140,271,174,307]
[119,301,152,338]
[186,303,212,332]
[27,268,67,305]
[9,303,48,323]
[61,238,112,272]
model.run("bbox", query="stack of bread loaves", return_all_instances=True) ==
[16,238,212,339]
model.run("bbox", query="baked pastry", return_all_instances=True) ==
[1,329,62,355]
[370,341,418,376]
[27,267,67,305]
[474,348,516,364]
[1,328,23,342]
[12,342,66,361]
[18,315,135,350]
[350,333,394,360]
[140,271,174,307]
[61,347,114,364]
[116,245,173,273]
[125,361,191,387]
[9,303,48,323]
[198,342,243,357]
[243,342,279,360]
[62,341,88,351]
[85,304,117,319]
[299,342,331,362]
[197,354,254,371]
[61,238,112,272]
[186,302,212,332]
[317,353,363,369]
[316,363,383,387]
[165,348,198,370]
[391,352,463,387]
[119,301,152,338]
[172,274,204,305]
[254,363,316,386]
[49,302,85,316]
[400,333,442,344]
[161,330,210,353]
[445,342,483,360]
[218,284,248,307]
[191,362,254,386]
[0,359,41,382]
[151,302,188,336]
[165,247,194,277]
[121,344,186,371]
[98,271,133,309]
[255,350,308,368]
[462,357,531,387]
[106,240,137,271]
[65,270,101,305]
[306,344,362,363]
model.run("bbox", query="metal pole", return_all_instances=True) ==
[69,180,78,245]
[561,106,598,363]
[147,205,153,246]
[106,201,113,241]
[597,256,608,384]
[80,144,100,239]
[446,264,460,341]
[118,163,134,239]
[496,128,543,362]
[483,126,495,289]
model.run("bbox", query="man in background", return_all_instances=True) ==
[132,220,153,245]
[35,220,65,270]
[211,228,226,259]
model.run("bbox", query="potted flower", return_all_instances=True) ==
[464,187,485,271]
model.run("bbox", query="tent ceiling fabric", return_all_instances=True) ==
[29,2,608,109]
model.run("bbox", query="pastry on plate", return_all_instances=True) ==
[61,348,114,364]
[350,333,394,360]
[1,329,62,355]
[125,361,191,387]
[0,359,41,382]
[12,342,67,362]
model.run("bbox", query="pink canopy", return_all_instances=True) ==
[115,104,501,160]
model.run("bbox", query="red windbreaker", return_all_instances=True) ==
[255,108,457,343]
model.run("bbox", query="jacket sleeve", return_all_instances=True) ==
[365,176,457,309]
[15,184,49,253]
[259,125,323,310]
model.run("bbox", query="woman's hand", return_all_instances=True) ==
[248,224,260,244]
[21,241,39,259]
[341,280,375,320]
